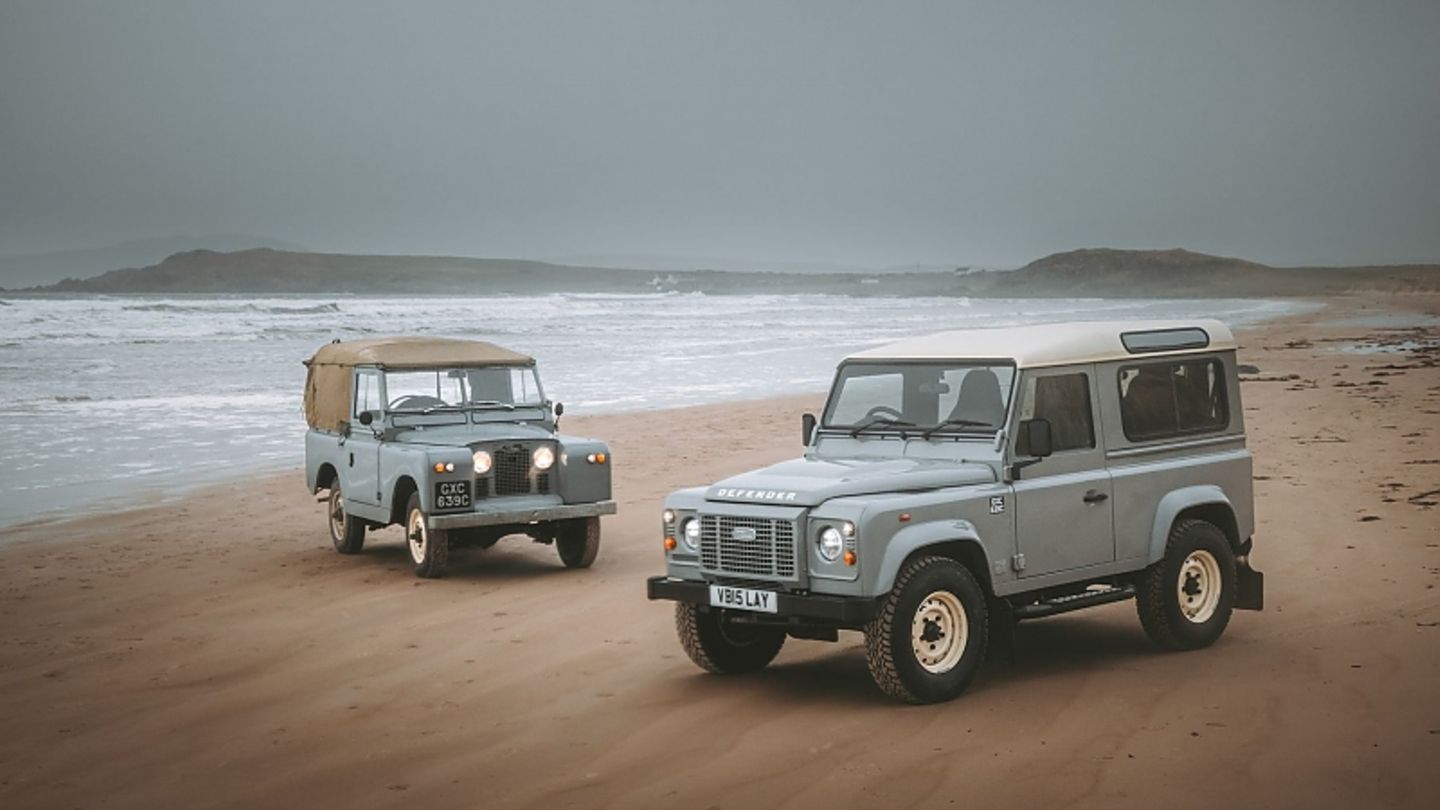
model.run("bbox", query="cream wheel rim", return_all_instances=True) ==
[911,590,968,674]
[328,488,345,539]
[407,508,429,565]
[1177,550,1222,623]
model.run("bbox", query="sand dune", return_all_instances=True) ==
[1,295,1437,808]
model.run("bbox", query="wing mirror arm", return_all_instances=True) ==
[1009,417,1053,481]
[801,413,817,446]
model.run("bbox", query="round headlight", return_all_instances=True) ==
[533,445,555,470]
[681,518,701,551]
[472,450,493,475]
[817,526,844,562]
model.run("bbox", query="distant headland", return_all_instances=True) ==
[6,246,1437,297]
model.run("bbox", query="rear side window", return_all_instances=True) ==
[1118,358,1229,441]
[1016,372,1095,454]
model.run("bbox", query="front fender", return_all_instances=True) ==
[872,519,992,595]
[1149,485,1234,565]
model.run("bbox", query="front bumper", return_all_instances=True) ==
[429,499,616,530]
[646,576,880,624]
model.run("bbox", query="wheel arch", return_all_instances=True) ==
[1149,486,1241,565]
[313,463,338,494]
[873,522,995,597]
[389,476,419,526]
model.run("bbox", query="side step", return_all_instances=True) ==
[1012,585,1136,620]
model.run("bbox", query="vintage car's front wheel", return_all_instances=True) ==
[327,484,366,554]
[675,602,786,674]
[405,493,450,579]
[864,555,989,704]
[556,517,601,568]
[1136,519,1236,650]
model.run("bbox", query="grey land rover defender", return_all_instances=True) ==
[648,320,1263,703]
[304,337,616,578]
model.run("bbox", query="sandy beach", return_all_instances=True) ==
[2,296,1438,809]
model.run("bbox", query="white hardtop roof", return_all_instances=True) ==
[848,319,1237,368]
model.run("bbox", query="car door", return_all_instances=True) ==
[345,368,383,505]
[1010,365,1115,578]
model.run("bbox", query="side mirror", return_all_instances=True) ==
[357,411,374,427]
[1020,417,1053,458]
[801,413,817,445]
[553,402,564,418]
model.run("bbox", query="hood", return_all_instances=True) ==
[706,456,996,507]
[390,421,554,448]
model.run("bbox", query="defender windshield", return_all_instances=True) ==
[384,366,544,413]
[822,362,1016,434]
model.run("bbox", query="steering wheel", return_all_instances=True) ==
[863,405,904,421]
[387,394,446,411]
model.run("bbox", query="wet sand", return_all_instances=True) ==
[1,295,1438,809]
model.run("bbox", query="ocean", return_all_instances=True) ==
[0,293,1307,529]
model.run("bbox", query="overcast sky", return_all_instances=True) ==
[1,1,1437,268]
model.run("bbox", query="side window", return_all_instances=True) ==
[1118,358,1229,441]
[1017,372,1095,454]
[354,371,380,417]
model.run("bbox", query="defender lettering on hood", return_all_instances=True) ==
[711,488,800,502]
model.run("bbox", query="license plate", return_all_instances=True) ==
[708,584,778,614]
[433,480,472,510]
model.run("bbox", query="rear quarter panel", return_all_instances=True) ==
[1096,351,1255,566]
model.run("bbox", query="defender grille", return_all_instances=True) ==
[478,444,553,498]
[494,446,531,496]
[699,515,797,579]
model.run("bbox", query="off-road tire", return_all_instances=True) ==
[405,492,450,579]
[675,603,786,674]
[556,517,601,569]
[864,555,989,704]
[1136,519,1236,650]
[327,485,366,554]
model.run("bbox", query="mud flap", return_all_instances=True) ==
[1235,558,1264,611]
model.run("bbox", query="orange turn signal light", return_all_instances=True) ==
[595,452,607,464]
[664,536,677,551]
[898,513,912,523]
[844,550,857,566]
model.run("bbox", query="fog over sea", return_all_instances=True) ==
[0,293,1307,530]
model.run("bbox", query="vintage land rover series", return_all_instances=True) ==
[303,337,615,578]
[648,320,1263,703]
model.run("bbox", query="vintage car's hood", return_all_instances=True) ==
[390,421,554,447]
[705,456,996,507]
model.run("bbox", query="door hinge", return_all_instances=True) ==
[1010,553,1027,572]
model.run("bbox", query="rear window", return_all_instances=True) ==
[1118,358,1229,441]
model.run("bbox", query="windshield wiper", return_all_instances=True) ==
[849,416,917,438]
[920,418,992,439]
[467,400,516,411]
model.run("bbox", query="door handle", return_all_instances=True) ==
[1083,489,1109,504]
